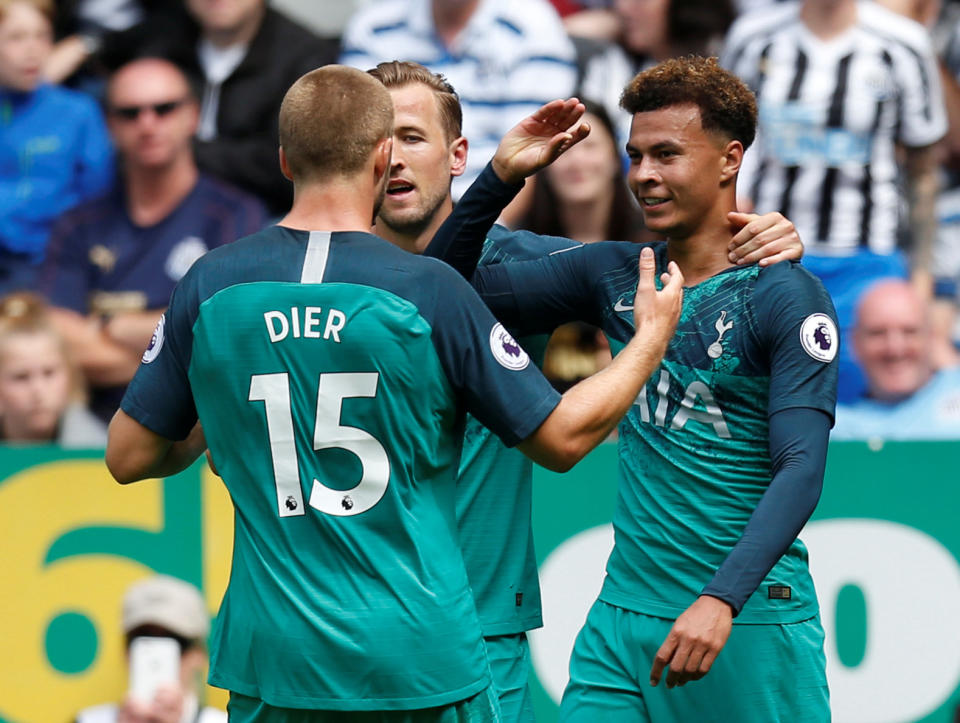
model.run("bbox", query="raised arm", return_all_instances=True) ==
[425,99,590,277]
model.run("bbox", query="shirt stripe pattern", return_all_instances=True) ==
[300,231,331,284]
[723,1,946,254]
[339,0,577,200]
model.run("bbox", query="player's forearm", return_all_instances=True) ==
[906,145,939,274]
[701,407,830,614]
[106,411,205,484]
[519,331,667,472]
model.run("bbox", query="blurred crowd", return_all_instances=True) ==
[1,0,959,446]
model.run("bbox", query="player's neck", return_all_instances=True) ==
[665,209,738,287]
[124,155,198,227]
[374,198,453,255]
[281,181,379,234]
[801,0,857,40]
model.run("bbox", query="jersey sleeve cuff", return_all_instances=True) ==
[120,396,194,442]
[498,389,562,448]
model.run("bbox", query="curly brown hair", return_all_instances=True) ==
[620,56,756,150]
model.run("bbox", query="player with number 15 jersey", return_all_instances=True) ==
[120,225,562,710]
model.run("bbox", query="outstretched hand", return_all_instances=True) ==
[727,211,803,267]
[632,246,684,352]
[649,595,733,689]
[491,98,591,185]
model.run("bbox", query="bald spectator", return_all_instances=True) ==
[40,57,266,424]
[833,279,960,439]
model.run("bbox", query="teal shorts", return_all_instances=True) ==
[559,599,830,723]
[227,686,500,722]
[485,633,534,723]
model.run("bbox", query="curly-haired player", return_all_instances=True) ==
[438,55,837,722]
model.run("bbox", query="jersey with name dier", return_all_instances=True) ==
[120,226,561,710]
[473,242,838,621]
[459,224,577,637]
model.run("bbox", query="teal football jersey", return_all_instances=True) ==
[456,226,575,636]
[473,242,838,624]
[600,258,833,623]
[121,227,561,709]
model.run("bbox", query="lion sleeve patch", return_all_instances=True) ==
[489,323,530,370]
[799,313,837,363]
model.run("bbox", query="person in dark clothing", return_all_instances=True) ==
[93,0,339,215]
[177,0,340,215]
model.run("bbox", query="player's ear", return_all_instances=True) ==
[449,136,468,178]
[719,140,743,184]
[373,136,393,184]
[278,147,293,182]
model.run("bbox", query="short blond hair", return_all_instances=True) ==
[279,65,394,182]
[0,0,54,23]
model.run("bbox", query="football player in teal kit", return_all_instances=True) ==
[103,65,686,721]
[440,57,836,722]
[366,60,809,722]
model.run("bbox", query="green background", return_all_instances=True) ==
[528,440,960,722]
[0,441,957,722]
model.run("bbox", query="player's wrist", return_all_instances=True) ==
[489,155,525,186]
[698,593,737,618]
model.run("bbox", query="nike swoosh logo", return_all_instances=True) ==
[614,298,634,312]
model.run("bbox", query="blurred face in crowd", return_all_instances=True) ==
[0,1,53,92]
[853,280,933,401]
[614,0,669,57]
[187,0,264,36]
[378,82,466,245]
[0,330,71,441]
[545,112,621,209]
[107,59,199,171]
[626,104,739,241]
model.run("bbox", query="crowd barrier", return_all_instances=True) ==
[0,442,957,722]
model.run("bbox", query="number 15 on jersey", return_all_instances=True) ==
[248,371,391,518]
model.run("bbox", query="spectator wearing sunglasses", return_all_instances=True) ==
[0,0,114,294]
[39,56,266,424]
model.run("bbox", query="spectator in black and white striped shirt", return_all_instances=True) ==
[722,0,947,402]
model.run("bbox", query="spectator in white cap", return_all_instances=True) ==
[74,575,225,723]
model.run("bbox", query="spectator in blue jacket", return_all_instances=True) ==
[0,0,113,292]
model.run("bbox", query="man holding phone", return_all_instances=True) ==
[74,575,225,723]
